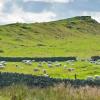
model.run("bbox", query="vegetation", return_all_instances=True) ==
[0,84,99,100]
[0,16,100,57]
[0,16,100,100]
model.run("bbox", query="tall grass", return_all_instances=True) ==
[0,84,99,100]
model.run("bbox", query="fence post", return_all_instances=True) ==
[75,74,77,80]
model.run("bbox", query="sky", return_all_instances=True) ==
[0,0,100,24]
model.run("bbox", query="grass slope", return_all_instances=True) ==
[0,16,100,57]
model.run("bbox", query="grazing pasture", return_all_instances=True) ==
[0,60,100,79]
[0,16,100,99]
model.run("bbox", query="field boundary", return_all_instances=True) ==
[0,72,100,87]
[0,57,77,62]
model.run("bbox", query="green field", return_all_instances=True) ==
[0,60,100,79]
[0,16,100,79]
[0,16,100,100]
[0,16,100,57]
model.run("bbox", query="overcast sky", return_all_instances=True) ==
[0,0,100,24]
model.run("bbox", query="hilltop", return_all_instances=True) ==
[0,16,100,57]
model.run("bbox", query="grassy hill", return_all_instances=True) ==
[0,16,100,57]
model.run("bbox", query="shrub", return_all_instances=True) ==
[0,50,4,53]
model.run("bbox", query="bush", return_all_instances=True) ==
[0,50,4,53]
[91,56,100,61]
